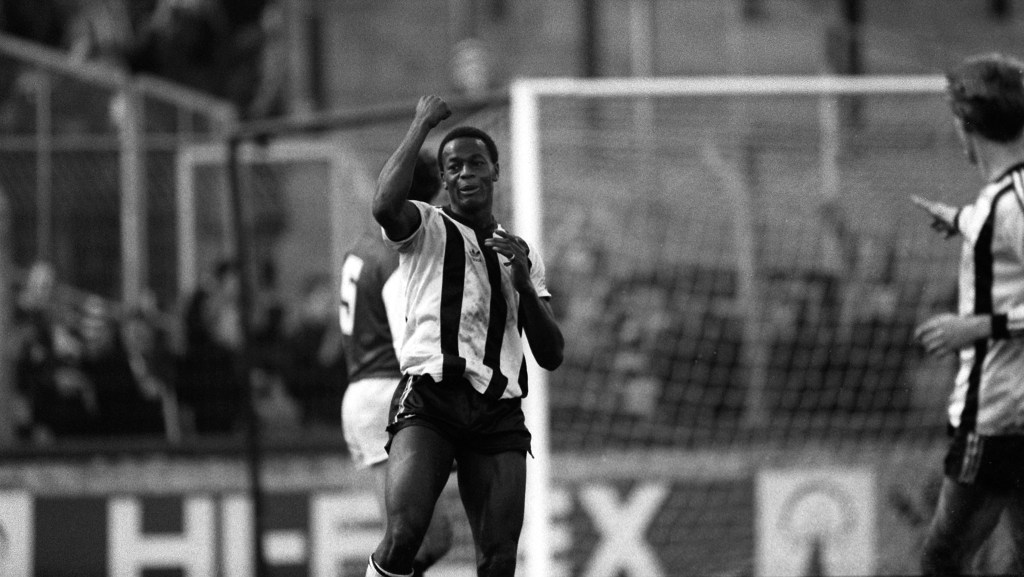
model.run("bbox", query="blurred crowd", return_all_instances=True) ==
[545,215,949,449]
[11,259,347,444]
[10,232,948,447]
[0,0,287,120]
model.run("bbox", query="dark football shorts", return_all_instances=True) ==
[386,373,532,455]
[944,429,1024,490]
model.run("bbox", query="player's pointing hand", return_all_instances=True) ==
[415,95,451,130]
[911,195,959,238]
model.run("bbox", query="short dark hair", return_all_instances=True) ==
[437,126,499,167]
[410,150,440,203]
[946,53,1024,143]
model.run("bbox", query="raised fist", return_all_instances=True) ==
[415,95,451,129]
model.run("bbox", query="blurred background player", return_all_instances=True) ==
[341,150,454,577]
[365,94,564,577]
[911,52,1024,575]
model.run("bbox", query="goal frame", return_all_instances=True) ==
[176,139,374,302]
[510,74,946,577]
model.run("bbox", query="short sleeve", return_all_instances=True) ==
[382,200,434,253]
[526,241,552,299]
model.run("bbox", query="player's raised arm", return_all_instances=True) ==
[372,95,451,241]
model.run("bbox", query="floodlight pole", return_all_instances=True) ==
[0,193,13,447]
[226,136,269,577]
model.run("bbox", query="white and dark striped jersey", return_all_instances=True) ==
[383,201,551,400]
[949,163,1024,434]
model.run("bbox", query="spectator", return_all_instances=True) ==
[65,0,134,66]
[175,259,245,435]
[126,0,228,95]
[284,272,347,427]
[231,0,287,119]
[123,291,182,441]
[251,259,287,370]
[13,261,98,441]
[76,296,164,436]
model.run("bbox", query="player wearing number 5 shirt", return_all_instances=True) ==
[340,152,452,577]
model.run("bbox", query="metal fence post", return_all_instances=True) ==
[0,191,13,447]
[119,84,146,307]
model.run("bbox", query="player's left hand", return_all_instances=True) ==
[913,313,990,357]
[485,229,531,288]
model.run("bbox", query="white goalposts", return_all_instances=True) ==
[512,74,951,577]
[170,75,964,575]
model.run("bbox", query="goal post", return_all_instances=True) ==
[511,74,965,577]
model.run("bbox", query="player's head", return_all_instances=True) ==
[946,53,1024,144]
[410,150,441,204]
[437,126,499,167]
[437,126,500,217]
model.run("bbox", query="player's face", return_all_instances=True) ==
[441,137,499,216]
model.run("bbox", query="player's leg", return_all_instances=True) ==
[347,378,447,574]
[413,488,454,575]
[370,462,455,576]
[456,449,527,577]
[369,425,456,576]
[920,476,1006,575]
[1002,488,1024,573]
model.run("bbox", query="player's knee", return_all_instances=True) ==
[382,516,430,556]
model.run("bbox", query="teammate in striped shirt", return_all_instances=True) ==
[364,95,564,577]
[912,53,1024,575]
[341,151,453,577]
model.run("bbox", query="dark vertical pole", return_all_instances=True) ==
[989,0,1011,20]
[581,0,599,78]
[0,193,13,447]
[227,136,268,577]
[582,0,599,128]
[844,0,863,125]
[826,0,863,125]
[742,0,764,21]
[842,0,862,75]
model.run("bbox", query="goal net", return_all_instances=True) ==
[208,79,997,576]
[509,76,998,577]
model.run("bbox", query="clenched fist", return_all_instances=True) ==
[415,95,451,130]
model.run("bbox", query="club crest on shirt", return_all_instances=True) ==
[468,247,484,262]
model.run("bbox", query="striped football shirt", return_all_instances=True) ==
[949,162,1024,435]
[383,201,551,400]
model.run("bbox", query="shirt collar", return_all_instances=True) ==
[441,206,497,235]
[990,161,1024,185]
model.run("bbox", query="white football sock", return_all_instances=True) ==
[366,555,413,577]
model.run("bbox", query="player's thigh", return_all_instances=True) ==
[370,463,388,519]
[385,425,457,521]
[456,449,527,546]
[926,476,1007,555]
[341,378,395,469]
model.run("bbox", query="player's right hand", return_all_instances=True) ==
[910,195,959,238]
[415,95,451,129]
